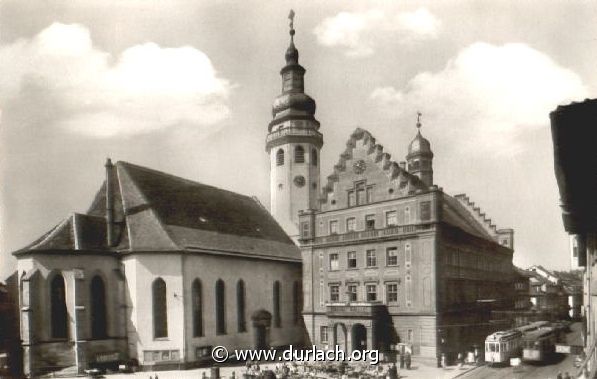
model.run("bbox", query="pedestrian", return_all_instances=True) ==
[405,352,411,370]
[202,373,207,379]
[563,372,571,379]
[556,373,563,379]
[154,374,158,379]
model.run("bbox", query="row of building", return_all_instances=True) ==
[0,13,582,377]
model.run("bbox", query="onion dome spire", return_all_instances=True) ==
[408,111,432,157]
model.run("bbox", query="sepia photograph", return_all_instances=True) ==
[1,1,596,378]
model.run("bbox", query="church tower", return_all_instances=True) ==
[407,113,434,186]
[266,11,323,238]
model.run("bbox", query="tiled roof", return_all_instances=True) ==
[14,161,299,262]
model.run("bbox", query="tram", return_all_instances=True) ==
[484,321,551,365]
[484,329,523,365]
[521,327,563,362]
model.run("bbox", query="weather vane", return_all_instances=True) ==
[416,111,422,129]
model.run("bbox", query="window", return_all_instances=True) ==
[356,183,366,205]
[329,220,339,235]
[365,215,375,230]
[347,251,357,268]
[386,247,398,266]
[346,218,356,232]
[407,329,414,342]
[405,243,412,268]
[276,149,284,166]
[237,280,246,332]
[301,222,310,239]
[348,191,355,207]
[330,285,340,302]
[366,187,373,203]
[387,283,398,303]
[366,249,377,267]
[273,281,281,327]
[215,279,226,335]
[366,284,377,301]
[312,149,318,166]
[320,326,328,343]
[404,207,411,223]
[329,253,339,271]
[347,285,358,301]
[420,201,431,221]
[293,281,301,325]
[152,278,168,338]
[51,274,68,339]
[90,276,107,339]
[386,211,397,227]
[192,279,203,337]
[295,145,305,163]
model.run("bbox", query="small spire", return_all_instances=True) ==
[416,111,422,130]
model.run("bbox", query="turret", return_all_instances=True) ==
[407,113,433,187]
[266,10,323,239]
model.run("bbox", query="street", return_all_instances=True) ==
[460,322,582,379]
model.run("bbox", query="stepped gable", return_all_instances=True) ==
[320,128,427,203]
[451,193,502,239]
[14,161,300,262]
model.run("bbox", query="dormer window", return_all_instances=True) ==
[295,146,305,163]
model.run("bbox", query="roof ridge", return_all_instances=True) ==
[116,160,255,202]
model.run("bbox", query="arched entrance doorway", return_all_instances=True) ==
[351,324,367,351]
[251,309,272,349]
[333,323,348,351]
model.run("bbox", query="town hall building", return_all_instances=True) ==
[265,16,517,360]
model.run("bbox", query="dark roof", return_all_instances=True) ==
[15,161,299,261]
[550,98,597,233]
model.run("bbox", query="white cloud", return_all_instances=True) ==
[370,42,587,154]
[314,8,440,57]
[0,23,232,138]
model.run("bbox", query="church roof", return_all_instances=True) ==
[14,161,300,262]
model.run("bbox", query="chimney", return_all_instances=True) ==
[105,158,116,247]
[399,161,406,170]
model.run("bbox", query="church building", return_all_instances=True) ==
[14,160,304,376]
[266,16,516,360]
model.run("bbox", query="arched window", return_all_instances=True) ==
[295,146,305,163]
[311,149,318,166]
[51,274,68,339]
[192,279,203,337]
[215,279,226,335]
[276,149,284,166]
[273,281,281,328]
[293,281,301,325]
[90,276,107,339]
[152,278,168,338]
[237,280,246,332]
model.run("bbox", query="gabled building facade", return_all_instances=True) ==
[296,129,515,360]
[14,161,304,376]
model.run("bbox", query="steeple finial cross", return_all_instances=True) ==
[416,111,422,129]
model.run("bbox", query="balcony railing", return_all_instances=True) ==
[266,127,323,144]
[311,223,434,246]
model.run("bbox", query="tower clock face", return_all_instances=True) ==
[293,175,305,187]
[353,159,367,174]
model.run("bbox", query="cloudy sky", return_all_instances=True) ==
[1,0,596,280]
